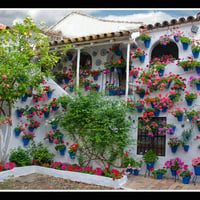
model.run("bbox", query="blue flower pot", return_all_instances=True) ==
[174,36,179,42]
[183,145,190,152]
[157,174,163,180]
[116,67,122,73]
[194,166,200,175]
[14,129,21,137]
[28,127,34,132]
[177,114,183,122]
[161,107,168,112]
[170,126,176,135]
[182,177,190,184]
[158,69,165,77]
[59,149,66,156]
[192,51,199,59]
[52,124,58,130]
[171,146,178,153]
[196,66,200,75]
[93,75,99,81]
[154,109,160,117]
[47,91,53,98]
[67,54,73,61]
[16,109,22,118]
[52,105,58,111]
[133,169,140,176]
[196,83,200,91]
[182,43,189,50]
[126,168,133,175]
[115,50,122,56]
[146,162,155,171]
[139,93,145,98]
[186,100,193,106]
[137,106,143,113]
[109,90,113,96]
[139,55,145,63]
[44,111,50,118]
[48,138,54,143]
[69,152,76,159]
[144,39,151,48]
[171,169,177,176]
[64,77,70,84]
[21,96,28,102]
[23,138,30,146]
[69,86,74,92]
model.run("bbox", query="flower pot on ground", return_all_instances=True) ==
[142,150,158,171]
[178,165,193,184]
[152,167,167,180]
[192,157,200,175]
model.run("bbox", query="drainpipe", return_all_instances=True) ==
[125,43,130,99]
[76,47,81,89]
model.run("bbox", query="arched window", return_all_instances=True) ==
[151,41,179,60]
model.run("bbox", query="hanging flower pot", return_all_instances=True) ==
[44,111,50,118]
[158,69,165,77]
[139,55,145,63]
[16,109,22,118]
[48,138,54,143]
[69,152,76,159]
[183,145,190,152]
[115,49,122,56]
[28,127,34,132]
[47,91,53,98]
[186,99,193,106]
[196,83,200,90]
[22,138,30,146]
[154,109,160,117]
[195,66,200,75]
[171,146,178,153]
[174,35,179,42]
[64,77,70,84]
[93,75,99,81]
[139,93,145,98]
[59,149,66,156]
[116,67,122,73]
[192,51,199,59]
[52,105,58,111]
[14,129,21,137]
[182,43,189,50]
[137,105,143,113]
[21,95,28,102]
[52,124,58,130]
[69,86,74,92]
[144,39,151,48]
[170,126,176,135]
[177,114,184,122]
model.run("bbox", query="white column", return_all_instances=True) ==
[125,43,130,98]
[76,48,81,89]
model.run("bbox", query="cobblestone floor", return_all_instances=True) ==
[123,174,200,190]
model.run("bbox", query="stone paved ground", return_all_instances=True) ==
[123,174,200,190]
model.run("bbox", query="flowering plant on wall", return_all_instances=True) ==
[176,57,195,71]
[191,40,200,52]
[168,136,181,148]
[131,48,147,59]
[159,34,170,46]
[139,29,151,41]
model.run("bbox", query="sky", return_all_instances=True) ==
[0,9,199,28]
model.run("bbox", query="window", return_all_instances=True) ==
[137,117,166,156]
[151,42,178,60]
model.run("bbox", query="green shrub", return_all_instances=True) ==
[9,147,32,166]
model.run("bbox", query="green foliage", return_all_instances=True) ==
[31,144,55,164]
[9,147,32,166]
[142,149,158,163]
[60,91,133,168]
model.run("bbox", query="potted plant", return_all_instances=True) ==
[68,144,78,159]
[41,104,51,118]
[131,48,147,63]
[177,57,195,71]
[168,136,181,153]
[185,109,198,121]
[179,35,192,50]
[178,165,193,184]
[181,127,193,152]
[159,34,170,46]
[28,120,40,132]
[44,131,55,143]
[151,167,167,180]
[168,91,181,103]
[166,123,176,135]
[48,117,59,130]
[165,157,184,176]
[190,76,200,90]
[43,86,55,98]
[153,63,167,76]
[135,86,146,98]
[130,69,140,79]
[14,125,25,137]
[142,149,158,171]
[22,131,35,146]
[109,44,122,56]
[171,107,185,121]
[55,143,67,156]
[50,98,59,111]
[184,91,197,106]
[191,41,200,58]
[90,70,102,80]
[192,157,200,175]
[192,60,200,74]
[139,30,151,48]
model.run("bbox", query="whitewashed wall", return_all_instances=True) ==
[7,21,200,175]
